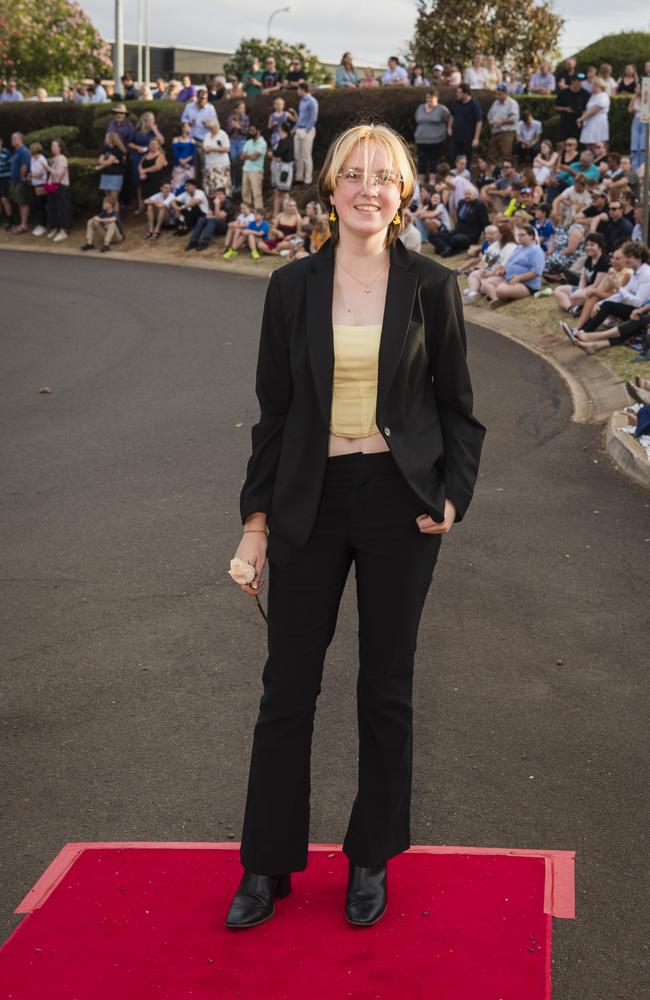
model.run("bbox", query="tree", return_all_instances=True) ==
[0,0,112,90]
[224,37,328,85]
[411,0,564,74]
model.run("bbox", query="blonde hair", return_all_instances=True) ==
[317,122,416,248]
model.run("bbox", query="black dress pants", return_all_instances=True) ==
[581,300,634,332]
[239,450,442,875]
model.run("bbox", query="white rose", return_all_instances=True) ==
[228,556,256,586]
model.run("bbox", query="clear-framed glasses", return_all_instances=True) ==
[336,168,402,188]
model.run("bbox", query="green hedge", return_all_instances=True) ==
[24,125,81,154]
[571,32,650,77]
[0,88,637,162]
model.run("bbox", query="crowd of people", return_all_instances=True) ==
[1,54,649,366]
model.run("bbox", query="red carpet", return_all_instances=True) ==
[0,843,574,999]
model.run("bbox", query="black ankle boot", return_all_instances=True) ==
[345,863,387,926]
[224,870,292,928]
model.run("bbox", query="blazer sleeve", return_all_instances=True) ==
[427,272,486,521]
[239,271,293,524]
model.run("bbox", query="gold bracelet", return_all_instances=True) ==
[243,528,268,533]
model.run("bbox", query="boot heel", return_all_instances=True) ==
[275,873,292,898]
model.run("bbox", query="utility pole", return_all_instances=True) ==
[114,0,124,97]
[641,77,650,244]
[137,0,143,88]
[144,0,150,90]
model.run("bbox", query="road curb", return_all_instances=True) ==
[605,410,650,488]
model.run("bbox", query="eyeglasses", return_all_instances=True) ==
[336,168,402,188]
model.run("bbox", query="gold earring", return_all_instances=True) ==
[329,207,337,222]
[392,211,401,225]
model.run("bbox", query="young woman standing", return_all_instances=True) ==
[226,123,485,929]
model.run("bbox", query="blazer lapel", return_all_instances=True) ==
[306,238,419,428]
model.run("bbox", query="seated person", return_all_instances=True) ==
[480,158,521,212]
[413,189,451,243]
[532,139,559,187]
[479,224,546,308]
[563,240,650,338]
[173,179,209,234]
[457,223,501,273]
[427,185,489,257]
[514,110,542,162]
[186,189,235,250]
[571,301,650,355]
[532,202,555,253]
[223,209,269,260]
[463,220,517,300]
[398,208,422,252]
[144,182,176,239]
[221,201,256,253]
[555,232,609,315]
[594,199,634,253]
[80,197,123,253]
[451,154,471,179]
[550,173,592,226]
[260,196,304,255]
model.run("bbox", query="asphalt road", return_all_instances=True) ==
[1,251,648,998]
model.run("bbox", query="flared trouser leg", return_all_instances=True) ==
[239,451,441,874]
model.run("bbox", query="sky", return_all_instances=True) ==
[83,1,649,68]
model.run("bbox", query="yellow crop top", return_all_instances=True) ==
[329,324,382,437]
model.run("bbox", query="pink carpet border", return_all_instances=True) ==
[13,841,575,920]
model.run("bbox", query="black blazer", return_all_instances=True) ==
[240,238,486,547]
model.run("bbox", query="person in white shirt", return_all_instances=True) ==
[380,57,409,86]
[398,209,422,252]
[28,142,49,235]
[90,79,109,104]
[463,55,488,90]
[527,61,555,95]
[173,179,209,234]
[181,89,218,173]
[486,85,520,160]
[144,182,176,239]
[514,111,542,162]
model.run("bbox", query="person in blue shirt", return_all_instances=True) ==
[286,82,319,184]
[484,225,546,307]
[228,209,270,260]
[0,135,12,229]
[532,203,555,252]
[9,132,31,232]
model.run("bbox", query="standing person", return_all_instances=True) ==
[202,118,231,196]
[556,57,577,91]
[227,101,250,194]
[240,123,267,212]
[629,83,648,172]
[578,78,610,152]
[463,54,488,90]
[486,84,520,161]
[181,87,218,176]
[528,60,555,95]
[45,138,72,242]
[616,64,639,95]
[360,68,379,89]
[514,110,542,163]
[9,131,31,233]
[484,54,502,90]
[95,131,126,209]
[285,59,307,89]
[267,96,289,150]
[269,121,294,216]
[171,122,196,191]
[1,80,23,102]
[242,58,264,97]
[262,57,283,93]
[554,76,588,143]
[129,111,165,213]
[27,142,49,235]
[0,135,12,229]
[414,89,450,184]
[177,75,196,103]
[287,82,319,186]
[448,84,483,166]
[336,52,359,88]
[225,121,485,930]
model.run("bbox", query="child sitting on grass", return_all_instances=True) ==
[222,201,255,256]
[223,209,270,260]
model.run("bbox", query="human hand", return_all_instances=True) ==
[415,498,457,534]
[232,532,268,595]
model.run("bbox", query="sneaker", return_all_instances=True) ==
[184,241,198,251]
[31,225,47,236]
[533,287,552,298]
[80,243,94,251]
[560,321,577,344]
[570,305,582,317]
[251,248,261,260]
[143,231,153,239]
[151,232,160,240]
[196,242,209,251]
[46,229,57,239]
[464,291,480,304]
[223,248,238,259]
[53,231,68,242]
[100,244,110,253]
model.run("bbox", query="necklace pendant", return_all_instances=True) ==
[364,286,370,293]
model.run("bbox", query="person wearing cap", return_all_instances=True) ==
[106,104,136,147]
[486,85,520,161]
[431,65,445,86]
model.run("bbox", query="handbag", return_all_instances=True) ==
[44,181,60,194]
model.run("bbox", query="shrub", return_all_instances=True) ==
[68,156,103,215]
[570,32,650,77]
[24,125,81,153]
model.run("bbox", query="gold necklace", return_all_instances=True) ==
[336,257,388,294]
